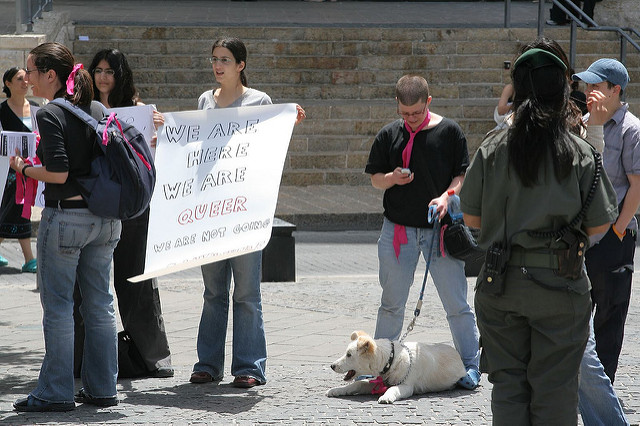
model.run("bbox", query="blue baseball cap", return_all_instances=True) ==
[572,58,630,90]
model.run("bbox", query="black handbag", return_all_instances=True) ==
[442,221,478,259]
[117,330,150,378]
[418,166,478,260]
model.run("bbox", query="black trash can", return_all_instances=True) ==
[261,218,296,282]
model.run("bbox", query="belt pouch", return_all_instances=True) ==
[556,230,588,280]
[478,242,510,296]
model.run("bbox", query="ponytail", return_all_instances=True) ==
[66,68,94,106]
[31,42,92,106]
[240,70,248,87]
[508,63,575,187]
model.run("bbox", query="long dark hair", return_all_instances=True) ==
[507,37,577,187]
[88,48,138,107]
[29,42,93,106]
[531,39,586,134]
[212,37,248,87]
[2,67,23,98]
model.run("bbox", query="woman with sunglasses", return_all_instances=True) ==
[10,42,121,412]
[190,37,305,388]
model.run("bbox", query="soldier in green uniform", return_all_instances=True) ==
[459,45,618,425]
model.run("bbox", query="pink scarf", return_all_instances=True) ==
[15,134,41,220]
[370,376,388,395]
[392,112,431,259]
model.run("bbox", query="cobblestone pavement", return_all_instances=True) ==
[0,231,638,424]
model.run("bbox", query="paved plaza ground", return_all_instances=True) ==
[0,231,638,424]
[0,1,638,424]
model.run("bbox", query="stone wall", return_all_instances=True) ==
[0,34,45,75]
[0,10,72,97]
[596,0,640,29]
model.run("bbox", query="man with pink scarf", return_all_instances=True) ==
[365,74,481,390]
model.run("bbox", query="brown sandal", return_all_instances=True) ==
[190,371,215,383]
[232,376,263,388]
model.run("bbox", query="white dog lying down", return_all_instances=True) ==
[327,330,466,404]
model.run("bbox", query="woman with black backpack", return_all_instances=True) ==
[10,42,121,412]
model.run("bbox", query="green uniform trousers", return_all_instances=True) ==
[475,266,591,426]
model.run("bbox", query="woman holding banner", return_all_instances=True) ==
[190,37,305,388]
[73,48,174,380]
[0,67,38,274]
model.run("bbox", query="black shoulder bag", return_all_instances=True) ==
[420,169,477,259]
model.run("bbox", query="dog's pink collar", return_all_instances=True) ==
[370,376,388,395]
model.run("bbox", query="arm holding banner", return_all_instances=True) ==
[150,108,164,149]
[295,104,306,125]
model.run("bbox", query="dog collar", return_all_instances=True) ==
[386,343,413,387]
[380,342,395,375]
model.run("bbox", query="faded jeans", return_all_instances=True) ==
[31,207,120,403]
[578,315,629,426]
[375,218,480,371]
[195,251,267,383]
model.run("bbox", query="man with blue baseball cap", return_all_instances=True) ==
[572,58,640,385]
[573,58,630,92]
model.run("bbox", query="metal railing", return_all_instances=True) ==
[504,0,640,69]
[15,0,53,34]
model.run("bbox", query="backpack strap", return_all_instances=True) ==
[51,99,120,147]
[50,98,103,129]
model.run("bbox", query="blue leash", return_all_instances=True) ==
[400,205,439,343]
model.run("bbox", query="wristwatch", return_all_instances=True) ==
[21,164,32,176]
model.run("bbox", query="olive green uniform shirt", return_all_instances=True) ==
[460,129,618,253]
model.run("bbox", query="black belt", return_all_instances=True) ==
[45,199,88,209]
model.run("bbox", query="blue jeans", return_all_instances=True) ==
[195,251,267,383]
[74,207,172,375]
[578,315,629,426]
[375,218,480,371]
[31,207,120,403]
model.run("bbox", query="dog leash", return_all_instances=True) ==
[399,205,439,343]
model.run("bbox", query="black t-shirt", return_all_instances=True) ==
[365,117,469,228]
[36,100,104,201]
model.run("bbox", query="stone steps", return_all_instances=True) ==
[72,25,640,186]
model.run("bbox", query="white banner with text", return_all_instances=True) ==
[130,103,296,282]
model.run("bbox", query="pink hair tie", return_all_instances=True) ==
[66,63,83,95]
